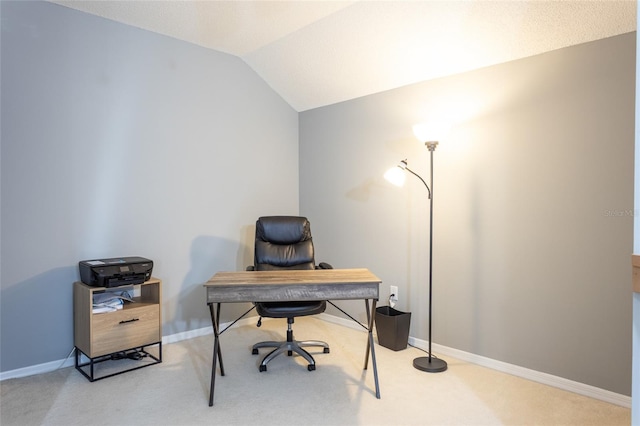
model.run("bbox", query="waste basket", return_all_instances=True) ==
[375,306,411,351]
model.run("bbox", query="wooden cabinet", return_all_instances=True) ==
[633,255,640,293]
[73,278,162,381]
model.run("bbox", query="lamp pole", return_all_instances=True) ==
[384,123,449,373]
[412,141,447,373]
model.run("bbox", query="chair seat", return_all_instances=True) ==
[256,300,326,318]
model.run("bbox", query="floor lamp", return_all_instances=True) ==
[384,122,448,373]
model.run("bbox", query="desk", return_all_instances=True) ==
[204,268,381,406]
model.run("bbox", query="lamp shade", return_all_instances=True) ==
[412,122,450,143]
[384,165,406,187]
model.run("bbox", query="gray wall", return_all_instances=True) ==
[300,33,635,395]
[1,1,299,372]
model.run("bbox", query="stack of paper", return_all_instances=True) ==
[93,290,134,313]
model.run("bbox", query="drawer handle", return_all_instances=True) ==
[119,318,139,324]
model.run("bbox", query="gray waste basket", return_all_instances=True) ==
[375,306,411,351]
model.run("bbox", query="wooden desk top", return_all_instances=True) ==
[204,268,381,303]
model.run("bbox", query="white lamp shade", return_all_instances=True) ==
[412,122,450,143]
[384,166,406,187]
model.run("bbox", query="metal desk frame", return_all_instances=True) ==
[203,268,381,406]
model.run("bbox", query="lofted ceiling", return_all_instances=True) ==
[50,1,637,112]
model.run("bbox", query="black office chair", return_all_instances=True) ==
[248,216,331,372]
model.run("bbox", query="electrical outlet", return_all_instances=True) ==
[390,285,398,301]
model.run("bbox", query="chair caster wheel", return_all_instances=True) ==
[288,350,293,356]
[259,365,267,372]
[252,348,259,355]
[323,348,330,353]
[308,364,316,371]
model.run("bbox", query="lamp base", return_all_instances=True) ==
[413,356,447,373]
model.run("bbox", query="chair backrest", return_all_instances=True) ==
[254,216,315,271]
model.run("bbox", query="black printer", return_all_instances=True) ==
[79,256,153,288]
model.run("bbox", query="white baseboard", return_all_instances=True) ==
[162,325,214,344]
[0,314,632,409]
[161,316,261,344]
[0,319,245,381]
[318,313,631,408]
[408,338,632,408]
[0,356,76,381]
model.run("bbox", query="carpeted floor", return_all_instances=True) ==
[0,317,631,425]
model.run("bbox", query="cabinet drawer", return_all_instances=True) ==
[91,305,160,357]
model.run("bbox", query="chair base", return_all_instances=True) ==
[252,339,330,372]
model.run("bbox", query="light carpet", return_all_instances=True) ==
[0,317,630,425]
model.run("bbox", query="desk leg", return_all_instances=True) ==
[364,299,380,399]
[208,302,225,406]
[364,299,371,369]
[214,303,225,375]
